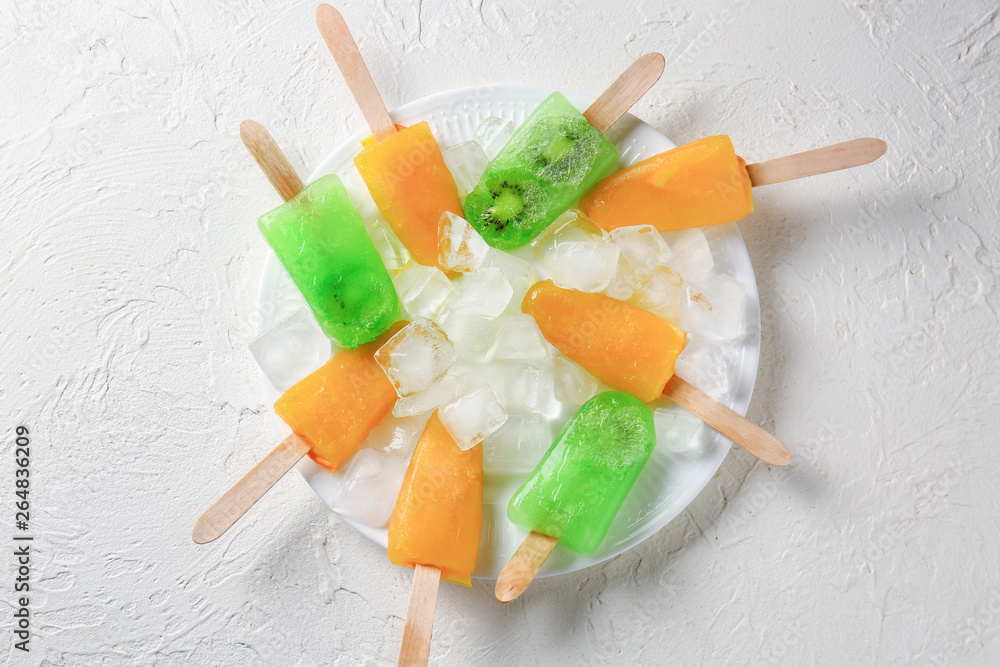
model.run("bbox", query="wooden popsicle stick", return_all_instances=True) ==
[316,4,397,142]
[240,119,305,201]
[495,531,559,603]
[192,433,310,544]
[745,138,887,187]
[398,564,442,667]
[583,52,665,134]
[664,375,791,466]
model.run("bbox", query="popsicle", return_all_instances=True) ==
[275,329,402,472]
[462,53,666,250]
[191,121,405,545]
[239,118,399,347]
[523,280,685,402]
[389,412,482,665]
[507,391,656,555]
[580,135,888,232]
[354,123,463,270]
[494,392,654,601]
[316,4,463,271]
[258,172,400,347]
[522,280,791,466]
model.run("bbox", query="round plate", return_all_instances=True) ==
[255,83,760,579]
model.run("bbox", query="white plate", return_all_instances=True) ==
[255,83,760,579]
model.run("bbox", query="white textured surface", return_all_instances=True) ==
[1,1,998,665]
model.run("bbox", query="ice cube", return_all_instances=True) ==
[629,266,684,324]
[375,319,457,396]
[666,229,714,282]
[393,264,455,320]
[610,225,673,277]
[438,211,489,273]
[441,140,489,198]
[392,374,465,418]
[552,355,598,405]
[360,412,431,458]
[481,249,536,312]
[530,209,608,268]
[328,448,409,528]
[550,241,620,292]
[483,412,552,473]
[604,255,639,301]
[505,358,559,416]
[439,385,508,450]
[370,220,411,274]
[653,407,704,456]
[249,307,336,391]
[441,267,512,318]
[495,314,549,360]
[450,361,508,403]
[474,116,516,159]
[674,337,730,399]
[679,274,746,340]
[438,310,502,362]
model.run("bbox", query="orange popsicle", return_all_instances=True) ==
[355,122,464,270]
[388,412,482,586]
[522,280,687,402]
[274,322,403,472]
[580,135,753,232]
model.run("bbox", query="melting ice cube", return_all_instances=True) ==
[505,358,559,416]
[442,267,513,318]
[530,209,608,269]
[439,385,508,450]
[679,274,746,340]
[450,361,508,403]
[483,412,552,473]
[392,374,465,418]
[438,211,489,273]
[610,225,673,277]
[360,412,431,458]
[629,266,684,324]
[393,264,455,320]
[552,355,599,405]
[474,116,516,159]
[653,407,704,456]
[328,448,409,528]
[674,337,730,400]
[481,249,536,312]
[439,310,502,362]
[604,255,639,301]
[550,241,620,292]
[442,141,489,198]
[495,314,549,360]
[249,307,335,391]
[370,220,412,274]
[666,229,714,282]
[375,319,457,397]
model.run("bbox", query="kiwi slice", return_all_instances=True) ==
[521,115,596,186]
[464,169,548,250]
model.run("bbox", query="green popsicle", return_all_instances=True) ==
[507,391,657,554]
[463,92,619,250]
[258,174,400,348]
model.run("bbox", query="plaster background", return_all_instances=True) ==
[1,0,998,664]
